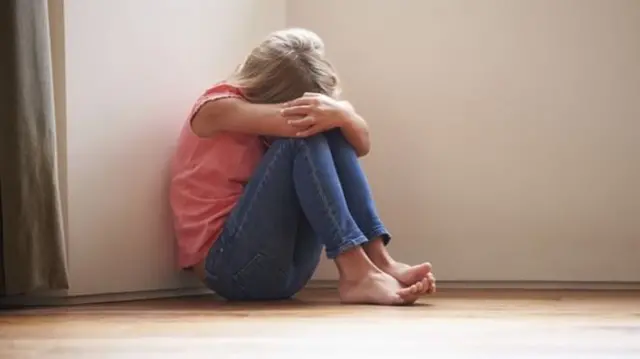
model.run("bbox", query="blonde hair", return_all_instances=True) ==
[227,28,341,104]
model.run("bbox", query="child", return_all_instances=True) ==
[170,28,435,305]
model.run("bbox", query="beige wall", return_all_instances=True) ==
[62,0,285,295]
[55,0,640,296]
[288,0,640,282]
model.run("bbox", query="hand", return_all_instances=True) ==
[280,92,352,137]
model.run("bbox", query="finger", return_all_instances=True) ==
[287,116,315,128]
[281,105,314,117]
[284,97,320,108]
[295,125,323,137]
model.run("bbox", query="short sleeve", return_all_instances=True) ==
[188,84,243,122]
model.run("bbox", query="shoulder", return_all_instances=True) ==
[195,83,248,117]
[189,83,246,137]
[190,83,245,122]
[200,83,244,102]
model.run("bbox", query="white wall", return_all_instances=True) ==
[289,0,640,282]
[62,0,285,295]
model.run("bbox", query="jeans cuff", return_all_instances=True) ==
[325,235,369,259]
[365,225,391,246]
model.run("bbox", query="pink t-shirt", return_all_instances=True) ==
[170,84,265,268]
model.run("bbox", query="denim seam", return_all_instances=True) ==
[301,140,363,249]
[232,142,289,239]
[363,225,390,241]
[325,235,368,259]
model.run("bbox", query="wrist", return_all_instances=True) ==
[339,100,355,112]
[337,101,356,128]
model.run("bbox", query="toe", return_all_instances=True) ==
[419,277,430,294]
[427,272,436,294]
[423,262,433,273]
[399,262,433,286]
[410,282,421,294]
[396,289,419,305]
[397,284,416,296]
[415,281,424,293]
[414,262,432,276]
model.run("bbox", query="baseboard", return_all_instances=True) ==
[0,286,211,308]
[306,280,640,291]
[4,280,639,308]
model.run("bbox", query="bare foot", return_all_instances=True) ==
[338,271,423,305]
[395,276,431,304]
[363,239,435,294]
[380,261,434,289]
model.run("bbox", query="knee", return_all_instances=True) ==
[323,129,351,149]
[270,134,330,152]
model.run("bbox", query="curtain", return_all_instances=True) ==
[0,0,69,295]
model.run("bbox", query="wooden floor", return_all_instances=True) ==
[1,288,639,358]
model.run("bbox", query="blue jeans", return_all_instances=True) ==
[204,130,390,300]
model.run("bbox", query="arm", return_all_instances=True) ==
[337,101,371,157]
[191,98,300,138]
[281,94,372,157]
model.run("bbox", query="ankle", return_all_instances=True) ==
[363,238,395,269]
[371,256,396,271]
[335,246,381,281]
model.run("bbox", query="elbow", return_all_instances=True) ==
[357,149,370,158]
[356,141,371,157]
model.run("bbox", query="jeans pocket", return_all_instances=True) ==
[232,252,290,300]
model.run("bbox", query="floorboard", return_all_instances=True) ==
[1,288,639,358]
